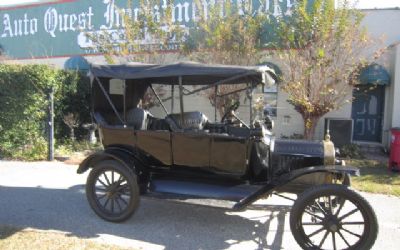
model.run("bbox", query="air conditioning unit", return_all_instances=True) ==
[324,118,353,148]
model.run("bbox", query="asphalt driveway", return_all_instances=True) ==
[0,161,399,250]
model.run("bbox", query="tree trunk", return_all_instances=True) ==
[303,116,320,140]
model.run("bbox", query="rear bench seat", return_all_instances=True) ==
[166,111,208,130]
[94,110,208,132]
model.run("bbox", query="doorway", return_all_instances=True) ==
[351,85,385,142]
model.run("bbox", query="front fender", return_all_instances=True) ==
[274,165,359,185]
[77,147,139,174]
[233,165,359,210]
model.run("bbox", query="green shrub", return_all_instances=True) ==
[12,137,48,161]
[55,140,103,157]
[340,143,364,159]
[0,64,90,160]
[54,70,91,141]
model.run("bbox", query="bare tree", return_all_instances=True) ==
[63,113,79,141]
[271,0,381,139]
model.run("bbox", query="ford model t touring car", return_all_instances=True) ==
[77,62,378,250]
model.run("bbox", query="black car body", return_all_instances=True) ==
[78,62,378,250]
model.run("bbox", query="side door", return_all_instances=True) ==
[351,86,385,142]
[210,134,249,175]
[136,130,172,165]
[171,130,249,175]
[171,131,210,168]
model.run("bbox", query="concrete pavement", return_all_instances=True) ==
[0,161,399,250]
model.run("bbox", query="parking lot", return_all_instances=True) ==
[0,160,399,250]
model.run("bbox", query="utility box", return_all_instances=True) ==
[389,128,400,171]
[324,118,353,148]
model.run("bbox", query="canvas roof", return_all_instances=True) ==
[90,61,276,85]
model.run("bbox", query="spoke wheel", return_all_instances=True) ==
[86,160,139,222]
[290,184,378,250]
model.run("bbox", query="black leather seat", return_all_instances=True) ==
[126,108,150,130]
[147,116,171,131]
[166,111,208,130]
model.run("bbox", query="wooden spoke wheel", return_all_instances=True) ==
[290,184,378,250]
[86,160,139,222]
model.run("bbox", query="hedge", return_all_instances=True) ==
[0,64,90,160]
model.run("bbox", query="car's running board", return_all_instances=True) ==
[142,192,238,210]
[143,179,264,210]
[147,179,262,202]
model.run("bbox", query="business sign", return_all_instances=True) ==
[0,0,295,59]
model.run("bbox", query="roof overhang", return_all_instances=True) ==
[359,63,390,85]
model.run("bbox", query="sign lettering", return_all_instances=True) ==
[0,0,296,59]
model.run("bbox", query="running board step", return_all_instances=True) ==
[142,192,238,210]
[143,179,263,209]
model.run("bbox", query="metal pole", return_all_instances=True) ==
[171,85,174,113]
[123,81,126,123]
[94,76,124,125]
[178,76,184,125]
[150,85,169,115]
[159,72,254,102]
[214,85,217,122]
[48,87,54,161]
[248,84,253,128]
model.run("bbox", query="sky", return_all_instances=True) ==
[0,0,400,9]
[352,0,400,9]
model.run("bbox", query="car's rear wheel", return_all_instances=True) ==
[86,160,140,222]
[290,184,378,250]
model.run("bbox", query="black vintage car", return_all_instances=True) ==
[78,62,378,250]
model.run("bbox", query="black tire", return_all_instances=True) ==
[290,184,378,250]
[86,160,140,222]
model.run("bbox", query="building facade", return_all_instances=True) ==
[1,0,399,148]
[273,8,400,149]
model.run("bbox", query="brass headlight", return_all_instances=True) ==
[323,139,335,165]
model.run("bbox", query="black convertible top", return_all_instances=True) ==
[90,61,276,85]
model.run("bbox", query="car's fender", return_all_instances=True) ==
[274,165,359,185]
[233,165,359,210]
[77,146,140,174]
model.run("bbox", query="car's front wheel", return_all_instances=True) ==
[290,184,378,250]
[86,160,140,222]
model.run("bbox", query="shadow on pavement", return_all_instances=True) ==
[0,184,291,250]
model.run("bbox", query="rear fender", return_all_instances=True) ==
[77,147,140,174]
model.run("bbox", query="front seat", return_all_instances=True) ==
[126,107,150,130]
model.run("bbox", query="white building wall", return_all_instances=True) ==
[391,45,400,129]
[382,46,397,147]
[273,90,304,138]
[361,9,400,147]
[362,9,400,47]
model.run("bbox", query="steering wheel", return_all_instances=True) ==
[221,101,240,123]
